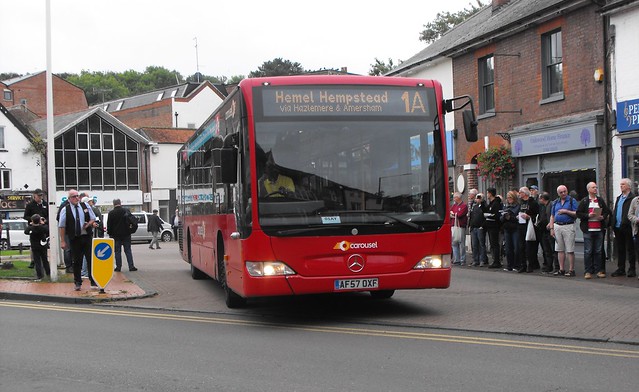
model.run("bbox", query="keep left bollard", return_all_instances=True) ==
[91,238,114,294]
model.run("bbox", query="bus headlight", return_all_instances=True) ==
[246,261,296,277]
[413,254,451,269]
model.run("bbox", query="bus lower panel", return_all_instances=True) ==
[240,269,450,298]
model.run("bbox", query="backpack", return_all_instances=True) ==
[126,212,139,234]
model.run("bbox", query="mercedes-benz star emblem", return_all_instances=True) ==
[347,254,365,273]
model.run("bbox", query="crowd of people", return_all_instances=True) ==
[450,180,638,280]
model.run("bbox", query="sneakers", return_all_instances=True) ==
[610,270,625,277]
[114,267,121,272]
[156,247,161,249]
[129,267,138,272]
[597,271,606,278]
[565,270,576,277]
[553,270,565,276]
[149,246,154,249]
[584,272,592,279]
[74,283,81,291]
[627,271,637,278]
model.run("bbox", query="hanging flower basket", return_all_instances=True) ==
[476,146,515,181]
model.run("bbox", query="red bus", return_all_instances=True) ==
[177,75,477,307]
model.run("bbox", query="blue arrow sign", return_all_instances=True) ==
[94,243,113,260]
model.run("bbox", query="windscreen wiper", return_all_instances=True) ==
[319,210,424,231]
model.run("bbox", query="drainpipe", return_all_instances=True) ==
[603,12,613,262]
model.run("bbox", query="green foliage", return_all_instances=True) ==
[476,146,515,181]
[66,70,130,105]
[419,1,485,44]
[0,72,20,81]
[23,132,47,156]
[248,58,305,78]
[369,58,397,76]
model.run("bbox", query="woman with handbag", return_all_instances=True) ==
[500,191,521,271]
[450,192,468,266]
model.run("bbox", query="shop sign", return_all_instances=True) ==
[0,194,30,210]
[511,124,597,157]
[617,98,639,133]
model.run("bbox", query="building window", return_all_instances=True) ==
[3,90,12,101]
[0,169,10,190]
[0,126,5,149]
[54,114,139,191]
[542,29,563,99]
[478,55,495,114]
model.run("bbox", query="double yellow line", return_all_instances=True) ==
[2,301,638,359]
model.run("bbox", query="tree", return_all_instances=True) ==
[248,58,304,78]
[0,72,20,81]
[66,70,130,105]
[369,58,397,76]
[419,1,485,44]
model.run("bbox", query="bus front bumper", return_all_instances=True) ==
[241,268,451,297]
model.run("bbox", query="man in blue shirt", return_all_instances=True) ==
[548,185,578,276]
[58,189,98,291]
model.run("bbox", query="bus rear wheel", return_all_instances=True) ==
[188,232,206,280]
[370,290,395,299]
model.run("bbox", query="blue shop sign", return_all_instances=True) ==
[617,98,639,133]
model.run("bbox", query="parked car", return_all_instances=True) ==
[103,211,173,243]
[0,219,31,250]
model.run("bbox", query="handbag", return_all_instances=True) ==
[452,215,463,243]
[525,218,536,241]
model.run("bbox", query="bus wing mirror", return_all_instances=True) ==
[443,95,478,142]
[219,147,238,184]
[462,110,478,142]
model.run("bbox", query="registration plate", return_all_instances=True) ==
[334,278,379,290]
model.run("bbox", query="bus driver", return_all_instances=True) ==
[258,154,295,198]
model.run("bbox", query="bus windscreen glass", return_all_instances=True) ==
[254,85,445,235]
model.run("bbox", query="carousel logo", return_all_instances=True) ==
[333,240,378,252]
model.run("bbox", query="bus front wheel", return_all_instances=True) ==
[217,236,246,308]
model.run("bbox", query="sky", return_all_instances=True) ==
[1,0,479,79]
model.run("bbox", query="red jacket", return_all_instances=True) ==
[451,202,468,227]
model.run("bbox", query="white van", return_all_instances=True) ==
[0,219,32,250]
[103,211,173,243]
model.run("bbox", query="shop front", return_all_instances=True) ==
[510,111,604,241]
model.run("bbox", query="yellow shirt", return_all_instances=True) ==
[262,175,295,197]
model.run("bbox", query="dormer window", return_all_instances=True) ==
[157,92,164,101]
[116,101,123,111]
[170,90,177,98]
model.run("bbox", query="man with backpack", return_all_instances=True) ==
[106,198,138,272]
[147,209,164,250]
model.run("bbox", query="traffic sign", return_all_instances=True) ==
[91,238,115,290]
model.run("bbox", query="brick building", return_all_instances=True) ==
[389,0,607,202]
[1,72,88,118]
[100,80,226,130]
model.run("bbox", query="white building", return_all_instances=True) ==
[0,103,44,218]
[606,0,639,193]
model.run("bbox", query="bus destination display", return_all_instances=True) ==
[260,86,433,118]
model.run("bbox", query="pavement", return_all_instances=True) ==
[1,241,638,345]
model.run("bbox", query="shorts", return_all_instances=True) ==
[554,223,576,253]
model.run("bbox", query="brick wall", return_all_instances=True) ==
[9,73,88,117]
[112,100,174,128]
[453,4,605,167]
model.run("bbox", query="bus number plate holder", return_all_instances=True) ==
[334,278,379,290]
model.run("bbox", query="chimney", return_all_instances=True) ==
[341,67,348,73]
[492,0,510,12]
